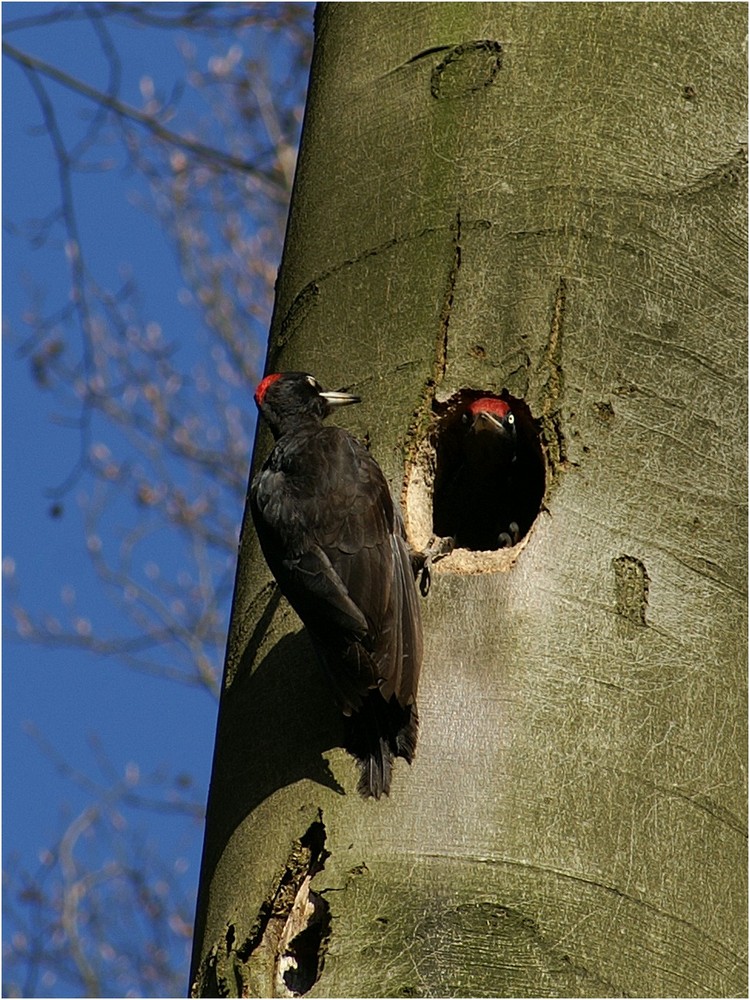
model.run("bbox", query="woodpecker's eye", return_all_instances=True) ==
[507,413,515,425]
[306,375,319,389]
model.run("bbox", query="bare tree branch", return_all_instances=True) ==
[4,6,313,994]
[4,40,285,186]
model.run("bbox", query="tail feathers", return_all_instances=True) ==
[345,694,418,799]
[395,706,418,761]
[357,736,393,800]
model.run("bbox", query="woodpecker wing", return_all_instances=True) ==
[251,425,421,714]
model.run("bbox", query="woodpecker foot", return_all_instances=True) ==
[497,521,520,549]
[412,536,455,597]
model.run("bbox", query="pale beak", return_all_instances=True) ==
[476,411,507,433]
[319,389,361,407]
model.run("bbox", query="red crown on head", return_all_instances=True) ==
[467,397,511,418]
[254,372,283,406]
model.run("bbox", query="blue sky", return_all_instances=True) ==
[3,4,312,994]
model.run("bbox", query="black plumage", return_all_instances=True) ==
[250,372,422,798]
[433,397,520,551]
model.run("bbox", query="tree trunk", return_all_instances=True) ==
[190,4,747,996]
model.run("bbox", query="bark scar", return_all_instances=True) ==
[612,554,650,626]
[539,276,568,482]
[436,208,462,386]
[270,220,467,365]
[400,209,462,477]
[431,40,503,99]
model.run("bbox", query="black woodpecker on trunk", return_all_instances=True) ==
[250,372,423,799]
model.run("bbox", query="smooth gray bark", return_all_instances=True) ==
[191,4,747,997]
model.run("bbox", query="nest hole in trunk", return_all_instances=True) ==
[430,389,546,552]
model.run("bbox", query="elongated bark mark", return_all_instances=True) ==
[613,555,650,626]
[539,277,568,481]
[191,818,330,998]
[401,211,463,493]
[275,282,320,354]
[377,44,454,79]
[436,209,461,386]
[272,221,471,364]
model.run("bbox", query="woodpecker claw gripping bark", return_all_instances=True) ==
[412,535,455,597]
[250,372,424,799]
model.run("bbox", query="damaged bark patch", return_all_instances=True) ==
[592,400,615,424]
[613,555,650,626]
[264,818,330,997]
[192,818,330,998]
[275,859,331,996]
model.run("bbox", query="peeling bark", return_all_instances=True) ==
[191,819,330,999]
